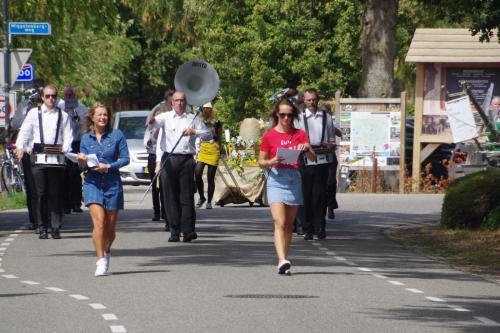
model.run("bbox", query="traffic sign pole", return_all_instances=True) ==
[2,0,11,149]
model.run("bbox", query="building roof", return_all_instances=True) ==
[405,28,500,63]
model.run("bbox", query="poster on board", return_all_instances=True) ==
[445,96,478,143]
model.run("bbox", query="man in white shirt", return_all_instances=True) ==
[58,85,87,213]
[294,88,336,240]
[15,84,73,239]
[148,91,209,242]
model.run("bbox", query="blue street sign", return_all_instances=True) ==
[16,63,35,82]
[9,22,52,35]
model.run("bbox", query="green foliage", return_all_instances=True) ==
[441,171,500,230]
[0,191,26,211]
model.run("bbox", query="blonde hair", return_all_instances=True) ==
[84,102,112,133]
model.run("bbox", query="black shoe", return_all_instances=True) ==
[328,208,335,219]
[297,229,305,236]
[316,231,326,240]
[168,235,180,242]
[51,228,61,239]
[39,229,48,239]
[72,206,83,213]
[183,232,198,242]
[152,215,160,221]
[164,223,170,232]
[196,198,206,208]
[303,233,313,240]
[206,202,212,209]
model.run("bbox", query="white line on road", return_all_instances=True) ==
[45,287,66,292]
[1,243,10,246]
[311,242,320,246]
[102,314,118,320]
[9,234,19,237]
[2,274,18,279]
[14,230,22,233]
[357,267,372,272]
[388,280,405,286]
[446,305,470,312]
[70,294,89,300]
[334,256,346,261]
[325,251,336,256]
[372,274,387,279]
[110,325,127,332]
[344,261,357,266]
[89,303,107,310]
[5,238,14,241]
[405,288,424,294]
[426,296,446,302]
[20,281,40,285]
[0,269,4,272]
[319,247,328,251]
[474,317,500,326]
[0,248,6,251]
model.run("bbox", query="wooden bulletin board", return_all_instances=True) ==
[334,91,407,193]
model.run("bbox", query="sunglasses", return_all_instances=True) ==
[44,94,57,99]
[278,113,293,119]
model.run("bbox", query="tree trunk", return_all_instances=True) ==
[358,0,398,98]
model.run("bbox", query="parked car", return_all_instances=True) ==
[113,110,150,185]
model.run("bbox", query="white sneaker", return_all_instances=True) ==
[278,259,291,275]
[105,252,111,272]
[95,258,108,277]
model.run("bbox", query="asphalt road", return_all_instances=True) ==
[1,188,499,332]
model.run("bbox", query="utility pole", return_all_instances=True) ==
[2,0,10,149]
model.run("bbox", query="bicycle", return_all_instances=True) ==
[1,143,24,194]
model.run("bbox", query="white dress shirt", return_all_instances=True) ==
[151,110,209,156]
[294,108,335,146]
[16,104,73,153]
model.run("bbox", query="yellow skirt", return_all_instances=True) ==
[197,142,220,166]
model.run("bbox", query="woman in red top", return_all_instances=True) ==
[259,99,315,275]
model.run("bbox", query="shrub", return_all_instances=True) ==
[441,170,500,229]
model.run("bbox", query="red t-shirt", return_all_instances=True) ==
[260,128,309,169]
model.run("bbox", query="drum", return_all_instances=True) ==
[303,147,334,166]
[31,144,66,167]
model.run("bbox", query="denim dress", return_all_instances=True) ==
[80,129,130,210]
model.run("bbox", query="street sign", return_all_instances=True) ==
[16,63,35,82]
[0,49,32,86]
[9,22,52,35]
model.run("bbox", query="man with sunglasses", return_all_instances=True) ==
[294,88,336,240]
[15,85,73,239]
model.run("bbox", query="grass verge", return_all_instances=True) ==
[0,191,27,211]
[389,225,500,281]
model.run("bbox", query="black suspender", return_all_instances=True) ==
[37,106,63,145]
[302,109,326,146]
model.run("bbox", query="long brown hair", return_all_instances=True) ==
[84,102,112,133]
[269,98,300,128]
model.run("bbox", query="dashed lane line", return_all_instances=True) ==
[474,317,500,326]
[89,303,107,310]
[102,314,118,321]
[45,287,66,292]
[406,288,424,294]
[110,325,127,332]
[70,294,90,301]
[388,280,405,286]
[2,274,18,279]
[447,305,470,312]
[20,280,41,285]
[426,296,446,303]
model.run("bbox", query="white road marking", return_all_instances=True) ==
[388,280,405,286]
[0,248,6,251]
[446,305,470,312]
[474,317,500,326]
[9,234,19,237]
[89,303,107,310]
[1,243,10,246]
[373,274,387,279]
[3,274,18,279]
[334,256,346,261]
[14,230,23,233]
[319,247,328,251]
[45,287,66,292]
[5,238,14,241]
[357,267,372,272]
[21,281,40,285]
[102,314,118,320]
[311,242,320,246]
[426,296,445,302]
[325,251,336,256]
[70,294,89,300]
[405,288,424,294]
[110,325,127,332]
[344,261,357,266]
[0,258,3,261]
[0,268,4,272]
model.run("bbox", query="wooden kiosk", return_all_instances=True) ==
[405,28,500,190]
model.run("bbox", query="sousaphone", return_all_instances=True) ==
[174,60,220,106]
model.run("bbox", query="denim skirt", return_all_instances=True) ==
[266,168,303,205]
[83,171,124,211]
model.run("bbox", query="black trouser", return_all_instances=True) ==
[326,154,339,211]
[195,161,217,203]
[160,153,195,236]
[32,165,65,230]
[64,141,82,210]
[297,163,329,235]
[147,153,166,219]
[21,153,37,227]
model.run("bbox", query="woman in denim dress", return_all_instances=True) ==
[259,99,315,275]
[78,103,130,276]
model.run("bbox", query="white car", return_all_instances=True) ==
[113,110,150,185]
